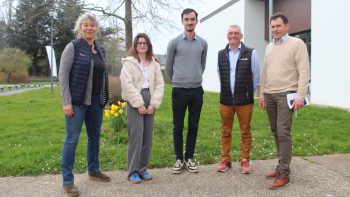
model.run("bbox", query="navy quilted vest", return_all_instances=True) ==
[70,39,108,106]
[218,43,254,105]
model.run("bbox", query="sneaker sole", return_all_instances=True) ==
[218,169,229,172]
[128,179,142,184]
[172,169,183,174]
[142,177,152,181]
[241,170,252,174]
[186,168,198,173]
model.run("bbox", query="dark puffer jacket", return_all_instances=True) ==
[218,42,254,105]
[70,38,109,106]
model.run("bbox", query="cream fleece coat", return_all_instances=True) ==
[120,56,164,108]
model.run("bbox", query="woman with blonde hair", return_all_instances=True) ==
[59,13,110,196]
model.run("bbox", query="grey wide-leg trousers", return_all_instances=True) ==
[127,89,154,177]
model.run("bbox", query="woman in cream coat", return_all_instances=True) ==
[120,33,164,184]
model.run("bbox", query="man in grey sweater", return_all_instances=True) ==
[165,8,208,174]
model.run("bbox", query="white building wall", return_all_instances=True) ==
[199,0,245,92]
[244,0,267,65]
[311,0,350,109]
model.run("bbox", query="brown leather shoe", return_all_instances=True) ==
[63,184,79,197]
[89,171,111,182]
[268,175,290,189]
[265,170,278,179]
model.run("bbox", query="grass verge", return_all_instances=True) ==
[0,85,349,176]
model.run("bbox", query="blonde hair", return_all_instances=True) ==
[73,13,100,39]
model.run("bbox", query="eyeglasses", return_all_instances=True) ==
[228,32,241,36]
[137,42,148,46]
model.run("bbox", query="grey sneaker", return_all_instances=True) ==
[185,159,198,173]
[172,159,184,174]
[63,184,79,197]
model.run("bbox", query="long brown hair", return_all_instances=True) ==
[127,33,154,63]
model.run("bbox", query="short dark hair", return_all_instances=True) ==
[181,8,198,21]
[270,12,289,24]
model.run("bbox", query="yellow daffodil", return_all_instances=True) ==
[111,104,119,111]
[105,100,127,132]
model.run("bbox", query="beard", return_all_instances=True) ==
[185,26,195,32]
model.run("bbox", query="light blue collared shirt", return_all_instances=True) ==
[218,43,260,95]
[182,32,198,40]
[273,33,289,44]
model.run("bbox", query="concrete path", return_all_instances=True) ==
[0,154,349,197]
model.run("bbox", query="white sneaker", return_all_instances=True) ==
[185,159,198,173]
[172,159,184,174]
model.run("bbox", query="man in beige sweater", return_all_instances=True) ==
[259,13,310,189]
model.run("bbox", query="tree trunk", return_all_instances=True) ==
[7,0,13,26]
[125,0,133,50]
[7,72,11,83]
[31,55,37,76]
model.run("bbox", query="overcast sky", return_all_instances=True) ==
[87,0,231,54]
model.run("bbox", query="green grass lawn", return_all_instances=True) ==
[0,85,349,177]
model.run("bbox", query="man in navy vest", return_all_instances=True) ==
[217,25,260,174]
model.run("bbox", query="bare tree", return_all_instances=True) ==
[7,0,13,25]
[0,0,14,25]
[86,0,188,50]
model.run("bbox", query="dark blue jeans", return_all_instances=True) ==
[61,95,103,185]
[172,87,203,161]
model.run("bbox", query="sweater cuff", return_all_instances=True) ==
[296,93,305,100]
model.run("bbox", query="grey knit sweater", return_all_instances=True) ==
[165,33,208,88]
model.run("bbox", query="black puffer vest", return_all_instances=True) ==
[218,43,254,105]
[70,38,109,106]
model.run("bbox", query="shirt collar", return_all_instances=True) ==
[182,32,197,40]
[228,43,241,52]
[273,33,289,44]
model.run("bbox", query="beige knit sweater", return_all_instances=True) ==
[259,36,310,100]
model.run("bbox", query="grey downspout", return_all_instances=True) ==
[269,0,273,43]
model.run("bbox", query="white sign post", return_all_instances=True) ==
[45,46,57,77]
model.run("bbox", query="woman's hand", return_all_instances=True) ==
[138,106,147,115]
[146,105,155,114]
[63,104,74,117]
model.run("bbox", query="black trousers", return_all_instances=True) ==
[172,87,203,161]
